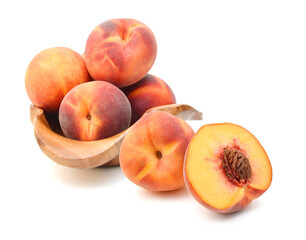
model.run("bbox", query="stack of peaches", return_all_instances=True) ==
[25,18,272,214]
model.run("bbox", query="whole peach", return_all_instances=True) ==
[85,19,157,87]
[121,74,176,124]
[25,47,90,112]
[119,111,195,191]
[59,81,131,141]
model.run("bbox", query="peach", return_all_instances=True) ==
[59,81,131,141]
[119,111,195,191]
[85,18,157,87]
[121,74,176,124]
[25,47,90,112]
[184,123,273,213]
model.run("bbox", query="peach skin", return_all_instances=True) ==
[121,74,176,124]
[184,123,273,213]
[85,18,157,87]
[119,111,195,191]
[59,81,131,141]
[25,47,90,112]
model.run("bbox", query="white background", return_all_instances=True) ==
[1,0,305,239]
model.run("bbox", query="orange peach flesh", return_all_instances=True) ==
[184,123,272,213]
[120,111,195,191]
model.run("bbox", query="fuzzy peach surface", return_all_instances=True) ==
[25,47,90,112]
[120,111,195,191]
[59,81,131,141]
[85,18,157,87]
[121,74,176,124]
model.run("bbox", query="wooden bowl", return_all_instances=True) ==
[30,104,202,169]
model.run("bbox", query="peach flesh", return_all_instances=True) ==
[184,123,272,213]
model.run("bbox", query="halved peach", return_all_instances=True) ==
[184,123,272,213]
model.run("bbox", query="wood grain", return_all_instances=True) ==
[30,104,202,169]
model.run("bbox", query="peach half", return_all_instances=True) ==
[120,111,195,191]
[85,18,157,87]
[121,74,176,124]
[59,81,131,141]
[25,47,90,112]
[184,123,272,213]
